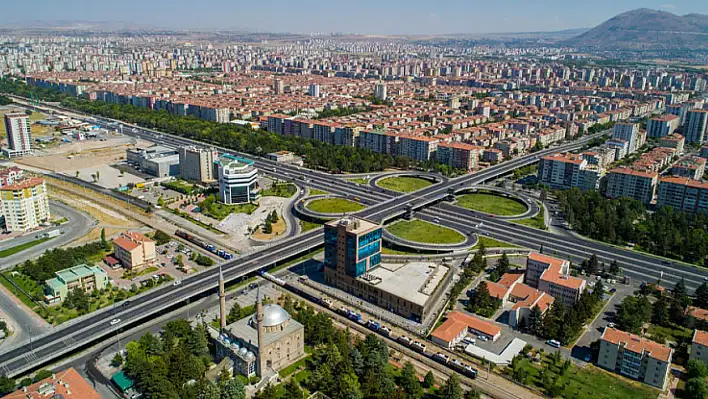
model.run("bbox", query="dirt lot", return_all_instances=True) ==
[45,176,144,245]
[15,136,153,173]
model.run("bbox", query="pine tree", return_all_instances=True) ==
[100,228,109,250]
[696,282,708,309]
[439,374,462,399]
[423,371,435,388]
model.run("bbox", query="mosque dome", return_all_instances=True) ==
[253,304,291,327]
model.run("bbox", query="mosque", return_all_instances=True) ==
[213,267,305,378]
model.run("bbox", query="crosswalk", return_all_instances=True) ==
[23,353,38,363]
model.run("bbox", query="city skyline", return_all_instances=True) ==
[2,0,708,35]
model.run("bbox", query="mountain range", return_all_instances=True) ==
[563,8,708,50]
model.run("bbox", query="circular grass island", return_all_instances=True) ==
[306,198,365,214]
[386,219,465,244]
[456,192,528,216]
[377,176,433,193]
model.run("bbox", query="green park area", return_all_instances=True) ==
[377,176,432,193]
[507,350,658,399]
[299,220,322,232]
[306,198,365,214]
[309,188,328,196]
[456,192,527,216]
[386,219,465,244]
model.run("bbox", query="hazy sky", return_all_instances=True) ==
[3,0,708,35]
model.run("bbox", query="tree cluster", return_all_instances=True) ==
[557,188,708,266]
[63,288,91,313]
[122,319,229,399]
[19,242,107,282]
[152,230,172,246]
[537,279,604,345]
[466,281,501,318]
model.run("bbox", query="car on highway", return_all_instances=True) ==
[173,280,181,286]
[110,318,121,326]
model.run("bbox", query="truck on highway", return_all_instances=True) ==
[43,230,61,239]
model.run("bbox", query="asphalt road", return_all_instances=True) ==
[0,201,95,270]
[4,97,705,379]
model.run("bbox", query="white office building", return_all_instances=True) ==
[3,113,32,157]
[218,155,260,204]
[308,84,320,97]
[374,83,387,101]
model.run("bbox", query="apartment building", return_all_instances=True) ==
[44,264,110,304]
[113,231,157,270]
[525,253,586,306]
[657,177,708,214]
[685,109,708,144]
[0,177,51,232]
[605,168,658,205]
[537,153,603,191]
[3,113,32,157]
[701,145,708,159]
[397,135,438,162]
[358,130,398,156]
[0,166,23,187]
[646,114,680,138]
[4,367,101,399]
[598,327,672,389]
[437,142,480,171]
[691,330,708,367]
[178,146,217,183]
[612,122,640,153]
[670,156,706,180]
[658,134,685,156]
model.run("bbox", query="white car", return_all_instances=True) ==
[110,318,121,326]
[173,280,181,286]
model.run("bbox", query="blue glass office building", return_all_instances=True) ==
[324,217,382,280]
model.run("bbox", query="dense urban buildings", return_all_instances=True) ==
[0,176,50,232]
[646,114,680,138]
[598,327,673,389]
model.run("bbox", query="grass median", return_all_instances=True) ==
[377,176,432,193]
[0,237,51,258]
[456,192,527,216]
[386,219,465,244]
[306,198,365,214]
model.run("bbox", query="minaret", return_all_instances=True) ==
[219,265,226,330]
[256,287,265,376]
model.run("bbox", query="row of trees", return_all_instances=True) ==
[557,188,708,266]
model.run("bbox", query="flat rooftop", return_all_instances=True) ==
[360,261,448,307]
[325,216,380,235]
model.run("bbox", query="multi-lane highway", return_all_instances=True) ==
[2,96,707,378]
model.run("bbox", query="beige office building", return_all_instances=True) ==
[113,231,157,269]
[179,146,218,183]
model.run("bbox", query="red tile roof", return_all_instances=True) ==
[5,368,101,399]
[689,306,708,322]
[113,236,140,252]
[603,327,672,362]
[694,330,708,347]
[0,177,44,191]
[431,311,502,343]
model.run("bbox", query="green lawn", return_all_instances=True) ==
[0,237,51,258]
[309,188,328,196]
[306,198,365,214]
[472,236,519,249]
[299,220,322,232]
[261,183,297,198]
[386,219,465,244]
[512,355,658,399]
[377,176,433,193]
[456,192,528,216]
[512,208,546,230]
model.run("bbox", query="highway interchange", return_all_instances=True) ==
[2,97,708,379]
